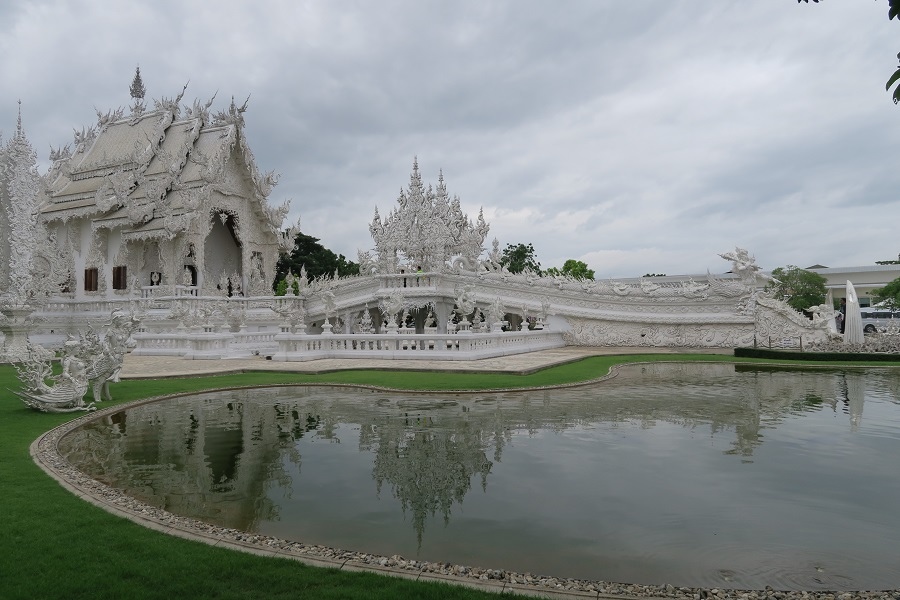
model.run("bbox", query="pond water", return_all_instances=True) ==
[58,363,900,591]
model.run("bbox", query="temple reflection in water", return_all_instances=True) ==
[59,363,892,545]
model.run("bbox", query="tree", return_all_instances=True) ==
[500,243,541,274]
[545,259,595,280]
[766,265,828,312]
[274,231,359,288]
[800,0,900,102]
[871,276,900,310]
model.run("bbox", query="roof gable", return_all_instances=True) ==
[39,90,289,245]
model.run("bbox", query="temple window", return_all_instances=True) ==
[112,266,127,290]
[84,268,99,292]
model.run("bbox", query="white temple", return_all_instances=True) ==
[40,86,291,300]
[1,79,840,364]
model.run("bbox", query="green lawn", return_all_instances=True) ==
[2,354,898,599]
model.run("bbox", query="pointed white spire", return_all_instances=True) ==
[16,99,23,138]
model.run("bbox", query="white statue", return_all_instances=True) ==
[357,304,374,333]
[322,290,337,318]
[719,247,773,286]
[807,304,834,328]
[12,340,93,413]
[471,309,483,332]
[379,289,405,330]
[283,272,297,296]
[454,285,476,320]
[79,310,141,402]
[485,297,505,332]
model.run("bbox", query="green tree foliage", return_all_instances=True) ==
[766,265,828,312]
[273,277,300,296]
[274,231,359,289]
[883,0,900,103]
[871,276,900,310]
[545,259,595,280]
[500,243,541,274]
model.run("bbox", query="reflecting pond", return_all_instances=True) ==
[58,363,900,590]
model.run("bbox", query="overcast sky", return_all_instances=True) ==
[2,1,898,278]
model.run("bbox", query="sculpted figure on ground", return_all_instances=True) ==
[80,310,141,402]
[12,340,93,413]
[807,304,835,328]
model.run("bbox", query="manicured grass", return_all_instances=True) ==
[2,353,899,600]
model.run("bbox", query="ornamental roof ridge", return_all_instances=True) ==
[38,84,287,244]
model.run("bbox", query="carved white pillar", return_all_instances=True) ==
[434,301,451,334]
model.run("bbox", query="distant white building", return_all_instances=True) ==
[804,264,900,307]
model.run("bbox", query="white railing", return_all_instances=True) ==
[131,327,565,361]
[131,333,191,356]
[271,329,565,362]
[377,273,439,290]
[132,331,234,359]
[230,330,279,355]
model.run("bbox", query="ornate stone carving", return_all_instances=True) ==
[718,247,773,287]
[379,289,406,329]
[12,310,139,411]
[367,159,488,274]
[485,297,506,332]
[0,107,43,307]
[78,310,142,401]
[272,293,306,333]
[12,340,93,413]
[454,285,476,319]
[357,304,374,333]
[183,94,216,124]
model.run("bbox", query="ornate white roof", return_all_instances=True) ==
[365,158,489,273]
[40,94,286,241]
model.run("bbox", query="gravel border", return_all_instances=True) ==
[29,367,900,600]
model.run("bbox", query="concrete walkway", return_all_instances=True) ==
[120,346,734,379]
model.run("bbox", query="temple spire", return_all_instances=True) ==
[129,66,146,100]
[16,99,23,138]
[129,66,146,117]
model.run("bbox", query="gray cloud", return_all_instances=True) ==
[3,1,898,279]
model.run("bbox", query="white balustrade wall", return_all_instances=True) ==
[271,330,566,362]
[9,262,834,361]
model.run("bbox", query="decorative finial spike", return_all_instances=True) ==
[129,65,146,100]
[16,99,23,137]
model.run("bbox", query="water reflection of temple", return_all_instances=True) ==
[58,390,322,531]
[59,364,891,540]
